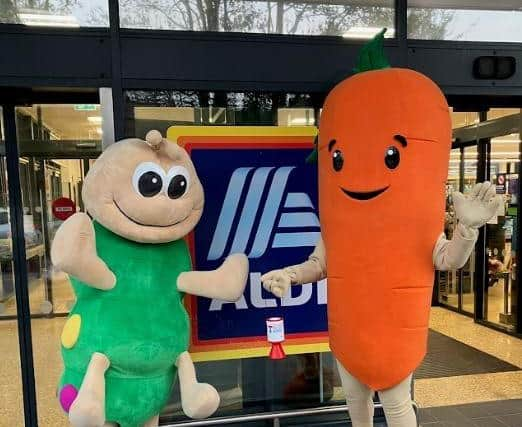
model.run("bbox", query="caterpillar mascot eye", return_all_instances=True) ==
[132,162,165,197]
[166,166,190,199]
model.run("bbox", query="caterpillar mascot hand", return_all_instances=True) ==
[261,29,499,427]
[52,130,249,427]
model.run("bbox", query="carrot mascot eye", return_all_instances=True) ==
[317,29,452,389]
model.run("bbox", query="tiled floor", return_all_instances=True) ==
[420,399,522,427]
[1,307,521,426]
[0,272,74,317]
[415,308,522,407]
[445,278,513,331]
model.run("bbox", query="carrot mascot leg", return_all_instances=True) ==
[378,375,416,427]
[336,360,374,427]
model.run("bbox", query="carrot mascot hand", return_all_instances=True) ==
[261,269,292,298]
[261,237,326,297]
[453,182,501,229]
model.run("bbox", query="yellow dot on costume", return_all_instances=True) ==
[61,314,81,349]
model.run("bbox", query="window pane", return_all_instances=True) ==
[408,1,522,42]
[125,90,317,137]
[0,0,109,27]
[119,0,394,37]
[124,89,345,423]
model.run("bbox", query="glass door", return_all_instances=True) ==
[440,144,478,314]
[1,102,103,427]
[461,145,478,314]
[0,105,101,319]
[0,106,26,426]
[484,109,520,331]
[441,107,521,330]
[439,147,462,309]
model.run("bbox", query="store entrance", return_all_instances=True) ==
[0,104,102,319]
[436,107,521,334]
[0,95,105,426]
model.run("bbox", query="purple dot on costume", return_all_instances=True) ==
[59,384,78,413]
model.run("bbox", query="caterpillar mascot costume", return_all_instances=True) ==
[52,130,249,427]
[261,30,500,427]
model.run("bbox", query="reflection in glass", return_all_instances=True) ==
[12,104,102,427]
[461,146,477,314]
[7,105,102,318]
[408,1,522,42]
[449,109,479,129]
[158,354,343,423]
[439,148,461,309]
[441,142,478,313]
[126,90,316,138]
[17,105,103,141]
[486,116,520,330]
[119,0,394,37]
[0,0,109,27]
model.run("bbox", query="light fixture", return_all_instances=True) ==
[87,116,102,124]
[289,117,314,125]
[343,26,395,40]
[450,159,520,164]
[18,11,80,28]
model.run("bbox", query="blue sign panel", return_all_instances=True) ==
[191,145,327,343]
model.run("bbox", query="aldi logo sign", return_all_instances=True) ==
[167,126,329,360]
[207,166,321,261]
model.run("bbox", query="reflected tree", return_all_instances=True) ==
[0,0,455,38]
[112,0,398,35]
[0,0,110,26]
[108,0,454,39]
[126,90,202,107]
[0,0,20,22]
[407,8,453,39]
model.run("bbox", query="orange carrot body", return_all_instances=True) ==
[318,68,452,390]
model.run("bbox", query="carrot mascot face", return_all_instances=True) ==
[317,30,452,389]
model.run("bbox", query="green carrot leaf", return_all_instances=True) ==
[353,28,390,73]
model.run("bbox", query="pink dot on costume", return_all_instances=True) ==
[59,384,78,413]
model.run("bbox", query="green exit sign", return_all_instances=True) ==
[74,104,98,111]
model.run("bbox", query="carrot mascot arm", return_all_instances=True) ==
[261,237,326,297]
[433,182,500,271]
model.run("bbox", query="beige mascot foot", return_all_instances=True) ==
[143,415,159,427]
[69,352,110,427]
[182,382,220,419]
[176,351,220,419]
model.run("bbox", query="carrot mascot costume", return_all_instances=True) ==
[261,30,500,427]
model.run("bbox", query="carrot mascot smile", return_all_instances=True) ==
[262,29,500,427]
